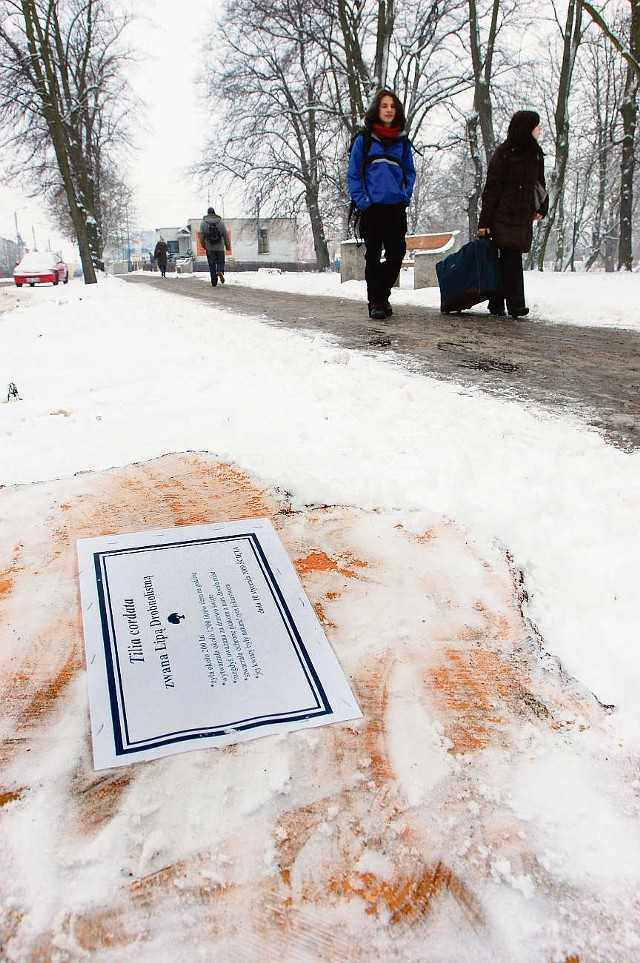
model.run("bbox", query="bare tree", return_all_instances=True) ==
[0,0,131,282]
[533,0,584,269]
[580,0,640,74]
[465,0,500,236]
[389,0,472,131]
[325,0,472,134]
[575,31,624,269]
[575,0,639,268]
[197,0,337,269]
[374,0,395,88]
[617,3,640,268]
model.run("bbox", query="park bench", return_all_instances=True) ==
[340,231,460,289]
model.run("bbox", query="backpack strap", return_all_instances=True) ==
[359,128,372,186]
[347,128,372,245]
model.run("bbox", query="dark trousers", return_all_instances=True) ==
[488,248,526,314]
[206,250,225,285]
[359,203,407,308]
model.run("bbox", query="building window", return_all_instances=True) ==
[167,239,179,255]
[258,228,269,254]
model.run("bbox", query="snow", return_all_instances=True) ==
[225,265,640,332]
[1,269,639,961]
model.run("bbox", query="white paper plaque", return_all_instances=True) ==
[77,518,362,769]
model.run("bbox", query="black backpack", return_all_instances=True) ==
[205,219,222,244]
[347,128,372,241]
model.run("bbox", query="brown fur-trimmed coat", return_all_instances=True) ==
[478,142,547,252]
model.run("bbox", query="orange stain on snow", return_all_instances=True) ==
[13,647,81,728]
[0,454,608,960]
[70,908,134,953]
[71,771,134,835]
[294,550,367,579]
[0,573,14,597]
[328,861,482,925]
[432,647,513,752]
[351,657,393,784]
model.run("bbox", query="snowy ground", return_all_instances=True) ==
[1,271,639,961]
[207,265,640,332]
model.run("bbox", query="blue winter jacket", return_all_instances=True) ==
[347,130,416,211]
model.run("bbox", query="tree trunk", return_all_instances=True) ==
[466,0,498,235]
[337,0,371,129]
[619,1,640,271]
[585,102,614,269]
[21,0,97,282]
[584,156,608,271]
[535,0,583,270]
[306,187,331,270]
[374,0,395,89]
[300,95,330,271]
[618,64,639,269]
[466,113,483,238]
[604,229,617,271]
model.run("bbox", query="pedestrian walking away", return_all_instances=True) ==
[199,206,231,286]
[477,110,548,319]
[154,237,169,278]
[346,89,416,320]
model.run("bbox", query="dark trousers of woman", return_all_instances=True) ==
[488,248,526,315]
[359,203,407,310]
[157,257,167,278]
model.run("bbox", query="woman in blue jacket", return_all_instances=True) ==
[347,89,416,320]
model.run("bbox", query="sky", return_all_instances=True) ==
[124,0,223,230]
[0,0,221,259]
[1,268,639,960]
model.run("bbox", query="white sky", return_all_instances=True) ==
[124,0,223,230]
[0,0,222,258]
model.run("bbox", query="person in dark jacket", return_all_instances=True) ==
[199,207,231,286]
[153,237,169,278]
[347,89,416,320]
[477,110,548,319]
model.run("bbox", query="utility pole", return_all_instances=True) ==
[126,206,131,268]
[14,212,24,252]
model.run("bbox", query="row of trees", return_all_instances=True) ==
[0,0,132,283]
[198,0,640,273]
[0,1,637,281]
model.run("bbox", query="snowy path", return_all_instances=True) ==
[124,274,640,450]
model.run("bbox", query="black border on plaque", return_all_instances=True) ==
[92,532,331,756]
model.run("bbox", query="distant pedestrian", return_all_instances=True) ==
[154,237,169,278]
[346,89,416,320]
[477,110,548,319]
[199,207,230,286]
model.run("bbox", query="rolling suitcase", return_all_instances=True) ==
[436,237,502,313]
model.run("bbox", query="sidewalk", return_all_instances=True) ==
[124,274,640,451]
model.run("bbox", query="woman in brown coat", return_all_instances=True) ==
[153,237,169,278]
[477,110,548,318]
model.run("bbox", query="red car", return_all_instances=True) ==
[14,251,69,287]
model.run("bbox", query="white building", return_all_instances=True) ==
[187,216,297,269]
[152,227,192,258]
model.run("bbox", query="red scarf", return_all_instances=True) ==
[372,122,402,140]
